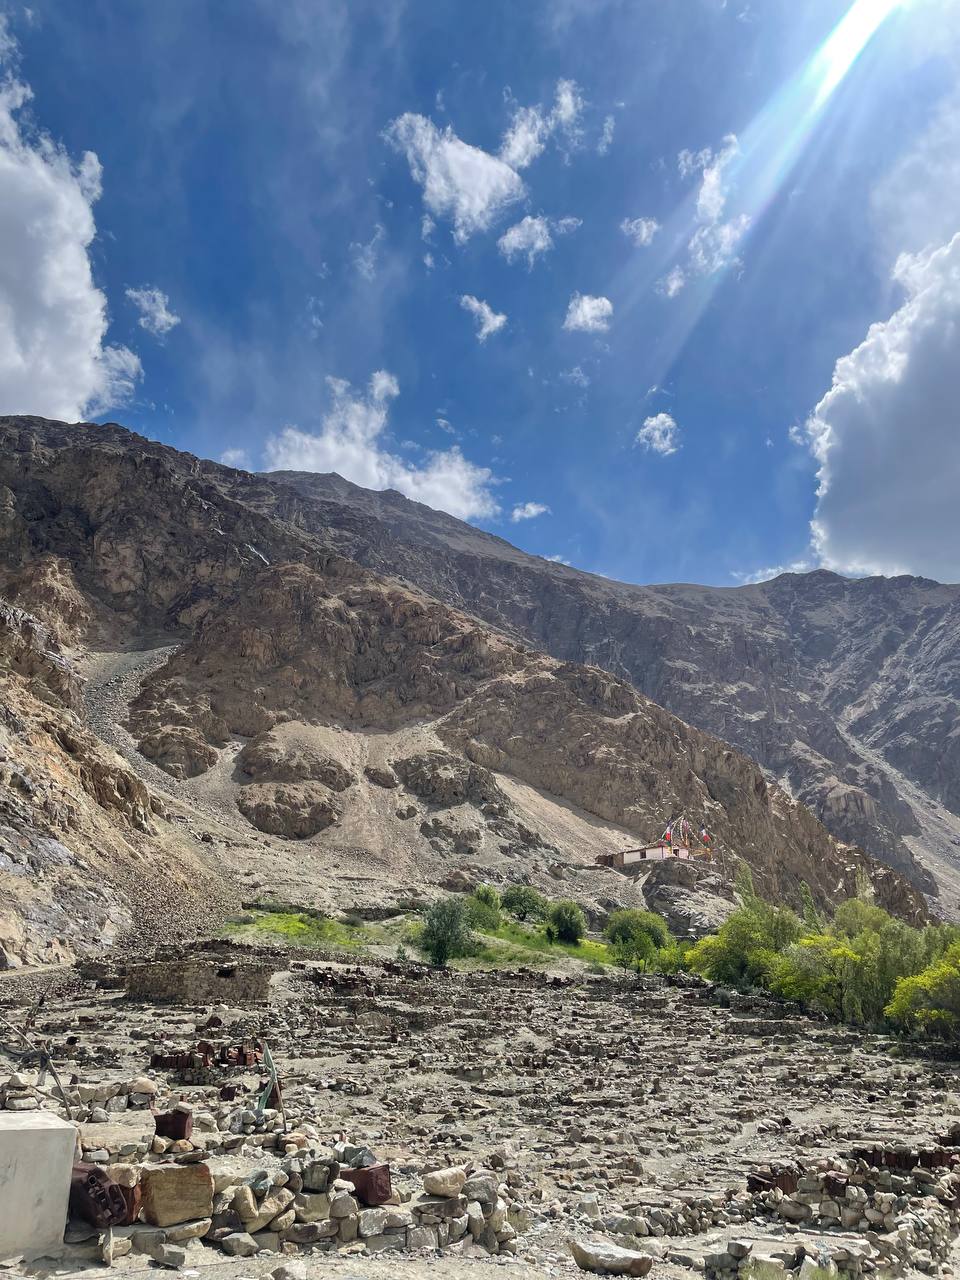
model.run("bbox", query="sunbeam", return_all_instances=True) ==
[620,0,907,386]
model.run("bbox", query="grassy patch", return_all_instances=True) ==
[482,919,612,964]
[224,909,369,950]
[405,915,612,969]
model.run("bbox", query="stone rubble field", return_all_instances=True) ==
[2,947,960,1280]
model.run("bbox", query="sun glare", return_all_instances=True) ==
[618,0,907,383]
[812,0,905,108]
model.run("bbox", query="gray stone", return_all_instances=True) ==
[571,1239,654,1277]
[221,1232,259,1257]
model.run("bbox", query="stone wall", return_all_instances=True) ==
[124,957,272,1004]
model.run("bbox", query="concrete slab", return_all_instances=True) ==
[0,1111,76,1261]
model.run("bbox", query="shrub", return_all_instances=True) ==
[502,884,548,922]
[420,897,472,967]
[687,900,803,987]
[605,909,670,950]
[547,899,586,945]
[886,942,960,1038]
[604,909,671,973]
[466,884,502,931]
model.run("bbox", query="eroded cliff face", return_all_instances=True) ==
[125,560,925,920]
[249,470,960,896]
[0,415,932,962]
[0,591,235,966]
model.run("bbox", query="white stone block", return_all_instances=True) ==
[0,1111,76,1260]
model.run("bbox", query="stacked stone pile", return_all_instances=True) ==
[0,1071,41,1110]
[86,1151,522,1265]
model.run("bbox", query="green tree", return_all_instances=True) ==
[799,882,825,932]
[687,901,803,987]
[420,898,472,968]
[547,899,586,945]
[502,884,548,922]
[886,942,960,1038]
[466,884,502,932]
[604,909,671,972]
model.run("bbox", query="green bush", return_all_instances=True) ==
[687,885,960,1038]
[886,942,960,1037]
[687,900,803,987]
[420,897,473,967]
[604,909,672,973]
[466,884,502,931]
[547,899,586,945]
[502,884,548,922]
[605,909,670,950]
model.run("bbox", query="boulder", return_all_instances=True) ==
[571,1239,655,1277]
[221,1231,259,1257]
[140,1163,214,1227]
[423,1166,466,1196]
[463,1172,498,1204]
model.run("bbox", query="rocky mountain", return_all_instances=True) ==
[237,470,960,907]
[0,415,929,963]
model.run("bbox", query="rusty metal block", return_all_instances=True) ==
[342,1163,392,1206]
[153,1108,194,1141]
[69,1163,131,1227]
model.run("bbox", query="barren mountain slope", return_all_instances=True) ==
[126,558,916,916]
[249,470,960,896]
[0,568,237,967]
[0,415,929,963]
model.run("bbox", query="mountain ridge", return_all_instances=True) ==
[0,414,932,963]
[251,467,960,903]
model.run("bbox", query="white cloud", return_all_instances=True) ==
[385,113,524,243]
[126,286,180,338]
[636,412,680,455]
[498,213,580,268]
[460,294,506,342]
[264,372,499,521]
[350,224,384,280]
[799,233,960,581]
[563,292,612,333]
[731,559,814,585]
[499,79,584,170]
[0,51,141,420]
[598,115,615,156]
[621,216,659,247]
[545,553,571,565]
[666,134,751,295]
[499,104,552,171]
[511,501,550,521]
[687,213,751,275]
[220,447,252,470]
[552,79,582,126]
[657,267,686,298]
[560,365,590,387]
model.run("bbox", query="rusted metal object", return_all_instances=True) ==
[150,1041,262,1072]
[69,1163,133,1227]
[342,1163,393,1205]
[848,1144,956,1172]
[153,1108,194,1141]
[747,1165,799,1195]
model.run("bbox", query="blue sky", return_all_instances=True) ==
[2,0,959,585]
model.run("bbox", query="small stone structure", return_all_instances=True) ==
[0,1112,76,1259]
[124,955,272,1004]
